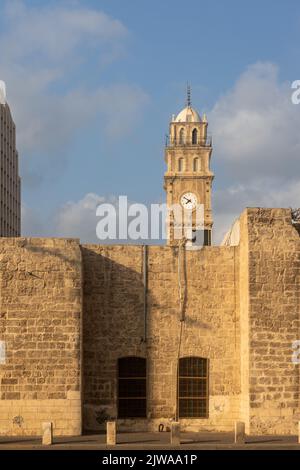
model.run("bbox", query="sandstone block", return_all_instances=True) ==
[234,421,245,444]
[42,422,53,445]
[107,420,117,446]
[170,421,180,446]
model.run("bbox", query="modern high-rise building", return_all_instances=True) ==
[0,81,21,236]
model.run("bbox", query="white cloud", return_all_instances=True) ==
[21,60,300,245]
[22,192,163,244]
[22,193,122,244]
[54,193,108,243]
[209,62,300,243]
[210,62,300,180]
[213,180,300,244]
[0,1,149,185]
[10,83,148,160]
[21,181,300,246]
[2,0,127,63]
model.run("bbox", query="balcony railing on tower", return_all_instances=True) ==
[165,135,212,147]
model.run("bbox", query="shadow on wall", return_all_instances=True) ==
[80,245,228,432]
[81,247,149,432]
[23,239,81,269]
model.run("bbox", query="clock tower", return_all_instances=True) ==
[164,88,214,246]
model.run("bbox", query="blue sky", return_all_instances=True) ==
[1,0,300,242]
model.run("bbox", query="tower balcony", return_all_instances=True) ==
[165,135,212,148]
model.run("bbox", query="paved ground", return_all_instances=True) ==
[0,432,299,450]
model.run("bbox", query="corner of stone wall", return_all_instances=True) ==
[242,208,300,435]
[238,209,250,433]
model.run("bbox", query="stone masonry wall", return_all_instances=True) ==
[0,238,82,436]
[82,244,240,432]
[245,209,300,434]
[1,207,298,437]
[238,210,250,432]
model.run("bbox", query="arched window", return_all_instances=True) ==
[192,128,198,145]
[193,158,200,172]
[179,128,185,144]
[178,356,208,418]
[118,357,146,418]
[178,158,184,172]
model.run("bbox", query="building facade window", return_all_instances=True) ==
[191,229,211,247]
[118,356,146,418]
[178,356,208,418]
[204,229,211,246]
[192,128,198,144]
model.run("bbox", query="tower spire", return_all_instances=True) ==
[186,83,191,107]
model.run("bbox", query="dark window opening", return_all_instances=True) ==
[178,357,209,418]
[118,357,146,418]
[204,229,211,246]
[179,128,185,144]
[191,229,211,247]
[192,128,198,145]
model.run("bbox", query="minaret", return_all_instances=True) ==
[164,88,214,246]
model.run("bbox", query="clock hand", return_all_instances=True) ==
[184,197,192,204]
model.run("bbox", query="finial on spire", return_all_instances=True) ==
[186,83,191,107]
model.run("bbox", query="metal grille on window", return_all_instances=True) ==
[178,357,208,418]
[204,229,211,246]
[118,357,146,418]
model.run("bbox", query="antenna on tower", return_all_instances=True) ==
[186,83,191,107]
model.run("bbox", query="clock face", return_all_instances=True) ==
[180,192,197,210]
